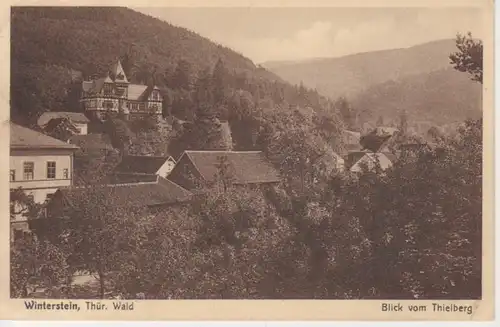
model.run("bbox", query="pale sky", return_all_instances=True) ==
[134,7,485,64]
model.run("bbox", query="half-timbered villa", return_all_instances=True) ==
[81,60,163,120]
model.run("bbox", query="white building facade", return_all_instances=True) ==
[10,123,78,237]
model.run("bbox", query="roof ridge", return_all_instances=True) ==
[71,181,160,189]
[123,155,169,159]
[184,150,263,154]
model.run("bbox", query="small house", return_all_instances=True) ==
[167,150,280,191]
[37,112,90,135]
[348,152,393,173]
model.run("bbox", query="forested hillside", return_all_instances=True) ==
[11,6,346,155]
[263,39,482,130]
[351,67,482,127]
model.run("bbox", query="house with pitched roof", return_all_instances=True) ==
[10,123,79,237]
[347,151,394,173]
[37,112,90,135]
[167,150,280,191]
[113,155,176,179]
[47,176,192,218]
[81,60,163,120]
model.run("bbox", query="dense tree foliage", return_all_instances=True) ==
[11,235,69,298]
[48,186,150,299]
[450,32,483,83]
[11,118,482,299]
[10,188,41,221]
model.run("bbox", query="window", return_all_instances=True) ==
[151,90,160,101]
[47,161,56,179]
[10,170,15,182]
[103,100,114,109]
[104,84,113,95]
[13,229,31,241]
[63,168,69,179]
[23,162,34,180]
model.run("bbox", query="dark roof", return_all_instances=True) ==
[106,173,159,184]
[114,155,173,174]
[345,151,369,169]
[69,134,114,151]
[360,133,392,152]
[37,112,90,126]
[183,151,280,184]
[56,176,192,208]
[10,123,79,150]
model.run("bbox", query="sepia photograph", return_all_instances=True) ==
[1,0,494,321]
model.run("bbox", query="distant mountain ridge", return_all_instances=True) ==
[263,39,482,128]
[262,39,460,99]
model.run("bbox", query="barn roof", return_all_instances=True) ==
[55,176,192,209]
[182,150,280,184]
